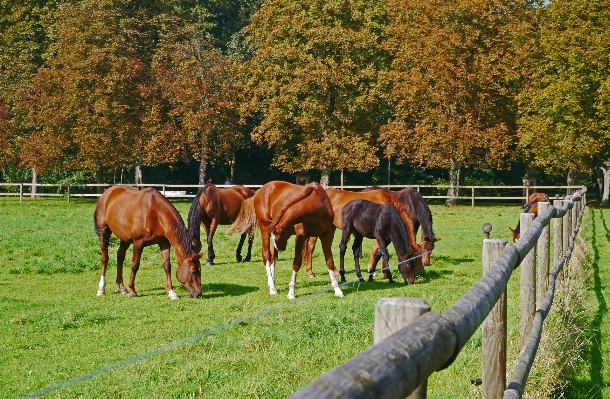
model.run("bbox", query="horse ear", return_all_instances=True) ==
[434,237,441,242]
[190,253,204,261]
[509,227,515,233]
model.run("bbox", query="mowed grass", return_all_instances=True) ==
[0,196,541,398]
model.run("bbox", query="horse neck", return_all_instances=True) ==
[417,201,434,241]
[187,193,204,240]
[381,192,418,249]
[166,222,195,260]
[389,209,413,258]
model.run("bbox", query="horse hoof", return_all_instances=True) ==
[287,293,295,300]
[241,258,250,263]
[206,261,213,266]
[96,290,105,296]
[236,255,242,262]
[269,288,278,295]
[119,289,128,295]
[388,281,395,285]
[335,290,344,297]
[128,293,138,298]
[358,277,365,282]
[368,276,374,282]
[308,274,315,279]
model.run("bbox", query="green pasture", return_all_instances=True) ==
[0,197,592,398]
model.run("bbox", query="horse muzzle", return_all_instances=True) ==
[189,290,202,298]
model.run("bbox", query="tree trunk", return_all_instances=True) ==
[446,160,461,206]
[567,169,579,194]
[320,170,330,187]
[134,160,143,187]
[600,159,610,206]
[230,154,236,182]
[31,168,38,198]
[96,166,104,194]
[199,146,208,185]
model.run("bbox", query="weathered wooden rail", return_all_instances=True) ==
[289,188,587,399]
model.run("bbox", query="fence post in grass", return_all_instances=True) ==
[482,238,507,399]
[374,297,431,399]
[19,183,23,203]
[472,186,475,208]
[520,212,536,351]
[571,196,579,238]
[537,201,550,306]
[562,195,571,272]
[67,184,71,203]
[553,199,564,290]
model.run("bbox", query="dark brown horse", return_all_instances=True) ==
[187,183,255,265]
[339,200,416,285]
[303,187,421,277]
[509,192,550,242]
[227,181,343,299]
[362,186,439,277]
[94,185,203,299]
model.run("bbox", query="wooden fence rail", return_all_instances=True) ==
[289,188,586,399]
[0,182,584,207]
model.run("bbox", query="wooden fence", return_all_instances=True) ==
[0,182,584,207]
[289,188,587,399]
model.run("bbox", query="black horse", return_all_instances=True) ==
[339,199,417,285]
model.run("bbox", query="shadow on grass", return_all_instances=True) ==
[565,207,607,398]
[431,254,475,265]
[134,283,258,299]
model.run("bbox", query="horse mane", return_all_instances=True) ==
[416,194,435,241]
[388,205,413,256]
[187,184,212,247]
[267,185,315,232]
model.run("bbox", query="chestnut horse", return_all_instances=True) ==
[187,183,255,265]
[94,185,203,299]
[227,181,343,299]
[339,200,416,285]
[509,192,549,242]
[362,186,439,276]
[303,187,421,279]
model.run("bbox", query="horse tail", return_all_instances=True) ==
[227,197,257,236]
[267,185,315,232]
[312,183,334,219]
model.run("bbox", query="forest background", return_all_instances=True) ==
[1,0,610,204]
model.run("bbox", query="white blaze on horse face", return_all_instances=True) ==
[266,260,277,295]
[329,270,344,297]
[168,289,179,300]
[287,270,297,300]
[97,276,106,296]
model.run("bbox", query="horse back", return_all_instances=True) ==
[96,186,179,243]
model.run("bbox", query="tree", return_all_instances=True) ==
[517,0,610,201]
[18,0,176,187]
[243,0,390,184]
[380,0,528,205]
[149,32,245,185]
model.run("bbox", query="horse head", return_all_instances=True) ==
[176,253,203,298]
[397,258,416,285]
[421,237,440,266]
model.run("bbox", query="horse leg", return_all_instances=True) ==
[96,224,112,296]
[206,221,217,265]
[260,229,277,295]
[368,252,383,282]
[236,233,246,262]
[320,228,343,297]
[243,228,254,262]
[352,235,365,282]
[160,241,178,300]
[338,229,350,283]
[126,242,143,297]
[288,234,307,299]
[375,239,395,285]
[304,236,317,278]
[367,239,380,274]
[116,241,130,294]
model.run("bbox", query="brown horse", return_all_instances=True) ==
[362,187,439,276]
[339,200,416,285]
[303,187,421,279]
[509,192,550,242]
[227,181,343,299]
[187,183,255,265]
[94,185,203,299]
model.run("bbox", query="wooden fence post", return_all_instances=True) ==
[375,297,431,399]
[562,195,571,282]
[482,238,507,399]
[520,212,536,350]
[571,197,579,237]
[537,202,550,306]
[553,199,564,290]
[19,183,23,203]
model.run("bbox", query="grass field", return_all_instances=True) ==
[0,195,591,398]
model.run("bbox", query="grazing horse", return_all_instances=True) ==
[303,187,421,278]
[227,181,343,299]
[362,186,439,277]
[509,192,550,242]
[339,200,416,285]
[94,185,203,299]
[187,183,255,265]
